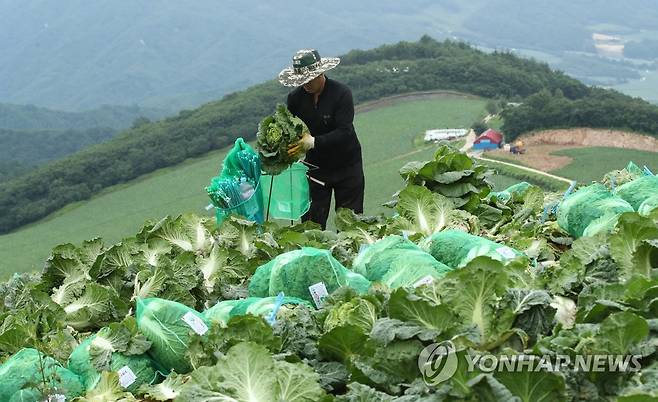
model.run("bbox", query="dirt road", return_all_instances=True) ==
[474,155,573,184]
[461,130,573,183]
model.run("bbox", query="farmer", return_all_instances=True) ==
[279,49,364,229]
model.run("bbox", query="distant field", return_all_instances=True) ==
[551,147,658,183]
[486,145,658,184]
[0,96,488,277]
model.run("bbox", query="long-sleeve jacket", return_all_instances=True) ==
[286,77,362,177]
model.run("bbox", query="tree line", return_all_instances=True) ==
[0,127,117,183]
[501,88,658,141]
[0,36,649,234]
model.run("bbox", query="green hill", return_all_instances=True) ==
[0,103,170,181]
[3,37,658,236]
[0,37,591,234]
[0,127,116,182]
[0,103,168,131]
[0,95,489,277]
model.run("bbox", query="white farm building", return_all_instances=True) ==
[424,128,468,142]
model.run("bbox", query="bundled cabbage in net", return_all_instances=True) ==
[67,336,158,393]
[202,299,242,326]
[421,229,523,268]
[0,348,84,401]
[485,181,531,203]
[9,388,43,402]
[602,161,644,188]
[256,104,308,175]
[228,296,310,317]
[614,175,658,211]
[248,247,371,304]
[136,298,210,374]
[352,235,453,288]
[204,296,310,325]
[639,195,658,216]
[557,183,634,238]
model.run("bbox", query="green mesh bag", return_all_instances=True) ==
[0,348,84,401]
[614,175,658,211]
[204,297,309,326]
[557,183,633,238]
[203,299,242,326]
[9,388,42,402]
[352,235,453,288]
[207,138,264,226]
[248,247,371,304]
[261,162,311,221]
[136,298,210,374]
[639,195,658,217]
[228,296,311,317]
[421,230,523,268]
[486,181,532,203]
[67,336,158,393]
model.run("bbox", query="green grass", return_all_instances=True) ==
[489,174,524,191]
[0,97,487,277]
[552,147,658,184]
[487,116,504,130]
[480,160,569,192]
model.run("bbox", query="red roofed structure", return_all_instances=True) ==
[473,129,503,150]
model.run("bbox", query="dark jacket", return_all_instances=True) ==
[286,77,362,177]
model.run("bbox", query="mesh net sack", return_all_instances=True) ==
[557,183,633,238]
[261,162,311,221]
[203,299,242,326]
[421,229,523,268]
[248,247,371,304]
[639,195,658,217]
[136,298,210,374]
[486,181,532,203]
[614,175,658,211]
[9,388,43,402]
[203,297,310,325]
[0,348,84,401]
[67,336,158,393]
[352,235,453,288]
[207,138,264,225]
[228,296,311,317]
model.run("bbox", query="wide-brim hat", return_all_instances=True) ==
[278,49,340,87]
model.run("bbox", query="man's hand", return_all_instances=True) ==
[288,132,315,158]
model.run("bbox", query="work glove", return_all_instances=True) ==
[287,132,314,158]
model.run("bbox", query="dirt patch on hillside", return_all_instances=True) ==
[520,128,658,152]
[487,145,581,172]
[487,128,658,172]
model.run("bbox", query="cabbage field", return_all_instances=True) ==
[0,145,656,401]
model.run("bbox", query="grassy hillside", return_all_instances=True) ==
[551,147,658,183]
[0,37,590,234]
[486,146,658,184]
[0,96,487,277]
[0,103,168,131]
[0,127,117,183]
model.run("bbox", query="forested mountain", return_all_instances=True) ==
[5,36,658,234]
[0,103,168,182]
[2,0,657,111]
[0,127,117,182]
[0,103,168,131]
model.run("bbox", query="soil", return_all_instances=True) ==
[487,145,580,171]
[486,128,658,172]
[519,128,658,152]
